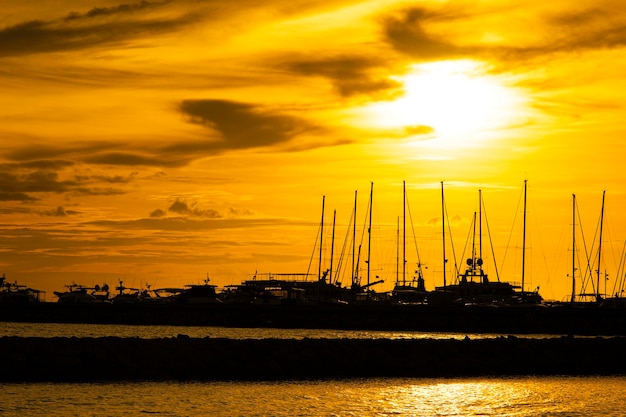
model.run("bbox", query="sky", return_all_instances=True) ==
[2,0,626,301]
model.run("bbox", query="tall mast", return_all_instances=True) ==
[441,181,447,287]
[352,190,357,287]
[396,216,400,285]
[329,209,336,284]
[319,195,325,282]
[367,182,373,287]
[571,193,576,303]
[403,180,407,285]
[597,190,606,301]
[478,189,482,264]
[472,211,477,274]
[521,179,528,295]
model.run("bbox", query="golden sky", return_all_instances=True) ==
[2,0,626,300]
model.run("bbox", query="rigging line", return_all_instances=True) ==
[459,212,475,283]
[352,185,371,282]
[617,241,626,296]
[358,188,371,253]
[305,210,324,280]
[527,192,552,290]
[575,199,596,296]
[480,194,501,282]
[575,200,592,296]
[605,216,619,289]
[610,240,626,296]
[499,185,523,279]
[405,190,424,276]
[582,199,605,296]
[443,195,460,277]
[334,208,353,284]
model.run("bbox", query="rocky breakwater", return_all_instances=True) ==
[1,335,625,381]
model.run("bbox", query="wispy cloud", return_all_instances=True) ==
[0,168,135,200]
[0,1,196,57]
[380,2,626,64]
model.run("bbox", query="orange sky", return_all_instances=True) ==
[1,0,626,300]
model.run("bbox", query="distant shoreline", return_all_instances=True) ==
[1,336,625,381]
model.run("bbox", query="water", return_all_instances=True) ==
[0,321,564,339]
[2,323,619,415]
[1,376,625,416]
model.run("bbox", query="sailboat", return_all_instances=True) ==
[390,181,427,304]
[570,191,612,306]
[349,182,385,303]
[428,181,542,306]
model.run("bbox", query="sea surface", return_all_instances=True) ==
[1,376,625,416]
[2,323,621,416]
[0,321,567,339]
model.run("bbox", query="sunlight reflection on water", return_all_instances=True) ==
[1,377,625,416]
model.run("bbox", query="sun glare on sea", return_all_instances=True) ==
[362,60,526,149]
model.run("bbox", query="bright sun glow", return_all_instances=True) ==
[362,60,526,148]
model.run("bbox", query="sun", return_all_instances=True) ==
[361,60,527,148]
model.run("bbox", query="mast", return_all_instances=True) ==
[319,195,325,282]
[367,182,373,287]
[352,190,357,287]
[571,194,576,303]
[329,209,336,284]
[597,190,606,301]
[478,189,482,264]
[441,181,447,287]
[403,180,407,285]
[472,211,477,276]
[396,216,400,285]
[521,179,528,295]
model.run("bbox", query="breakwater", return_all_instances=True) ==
[3,302,626,335]
[1,336,625,381]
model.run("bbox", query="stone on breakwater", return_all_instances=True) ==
[0,336,625,381]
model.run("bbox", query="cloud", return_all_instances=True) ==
[40,206,80,217]
[16,160,75,170]
[228,207,253,216]
[150,208,166,218]
[382,7,467,60]
[87,216,295,232]
[64,1,171,20]
[0,1,197,57]
[285,55,403,99]
[0,170,73,194]
[179,99,318,151]
[546,6,626,51]
[403,125,435,136]
[3,137,193,168]
[380,3,626,64]
[0,192,38,202]
[149,200,254,221]
[0,166,136,200]
[167,199,221,218]
[83,152,186,167]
